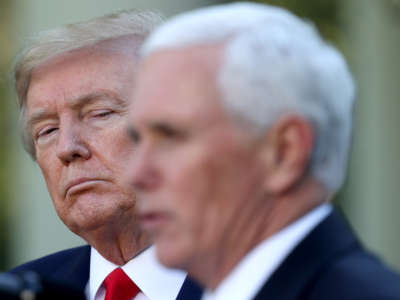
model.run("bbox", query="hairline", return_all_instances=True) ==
[15,9,162,159]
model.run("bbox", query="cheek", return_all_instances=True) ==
[110,130,133,154]
[154,144,253,266]
[38,154,62,197]
[94,127,135,169]
[171,144,257,240]
[166,153,225,244]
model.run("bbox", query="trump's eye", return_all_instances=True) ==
[90,110,114,118]
[36,126,58,140]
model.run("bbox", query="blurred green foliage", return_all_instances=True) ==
[0,0,13,270]
[235,0,349,53]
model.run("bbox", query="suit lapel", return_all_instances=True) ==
[176,276,203,300]
[52,245,91,290]
[253,210,361,300]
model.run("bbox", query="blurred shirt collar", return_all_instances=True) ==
[202,203,332,300]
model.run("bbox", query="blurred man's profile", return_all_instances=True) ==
[126,2,400,299]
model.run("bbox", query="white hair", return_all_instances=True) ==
[141,2,356,192]
[14,9,163,159]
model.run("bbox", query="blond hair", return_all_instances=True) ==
[14,9,163,158]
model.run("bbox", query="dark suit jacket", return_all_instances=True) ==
[254,210,400,300]
[10,245,202,300]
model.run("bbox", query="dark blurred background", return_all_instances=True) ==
[1,0,400,272]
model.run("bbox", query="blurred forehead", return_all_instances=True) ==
[132,44,225,120]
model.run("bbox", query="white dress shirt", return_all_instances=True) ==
[87,246,187,300]
[202,204,332,300]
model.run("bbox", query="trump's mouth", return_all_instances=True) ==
[64,178,105,197]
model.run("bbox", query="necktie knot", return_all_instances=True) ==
[104,268,140,300]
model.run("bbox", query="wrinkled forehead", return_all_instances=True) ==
[31,34,143,77]
[91,33,146,58]
[28,54,118,107]
[26,39,142,123]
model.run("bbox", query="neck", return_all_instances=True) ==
[192,178,327,290]
[80,223,150,265]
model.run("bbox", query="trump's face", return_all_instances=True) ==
[26,44,139,240]
[127,46,267,278]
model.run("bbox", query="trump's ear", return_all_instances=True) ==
[260,115,314,195]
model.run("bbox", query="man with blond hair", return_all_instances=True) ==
[10,9,200,300]
[126,2,400,299]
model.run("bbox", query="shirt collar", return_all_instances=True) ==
[202,203,332,300]
[88,246,187,300]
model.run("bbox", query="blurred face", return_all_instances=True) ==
[127,47,267,274]
[26,45,138,237]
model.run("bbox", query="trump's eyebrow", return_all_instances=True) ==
[68,90,126,108]
[27,110,57,131]
[27,90,126,129]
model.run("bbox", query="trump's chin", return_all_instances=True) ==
[61,212,107,236]
[60,205,135,238]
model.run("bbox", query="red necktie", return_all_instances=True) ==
[104,268,140,300]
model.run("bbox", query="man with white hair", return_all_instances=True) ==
[126,2,400,299]
[9,10,201,300]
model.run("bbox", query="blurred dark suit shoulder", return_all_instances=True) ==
[254,210,400,300]
[9,245,90,291]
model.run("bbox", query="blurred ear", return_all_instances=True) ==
[260,115,314,195]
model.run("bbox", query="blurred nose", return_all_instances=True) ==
[127,144,160,192]
[56,123,91,164]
